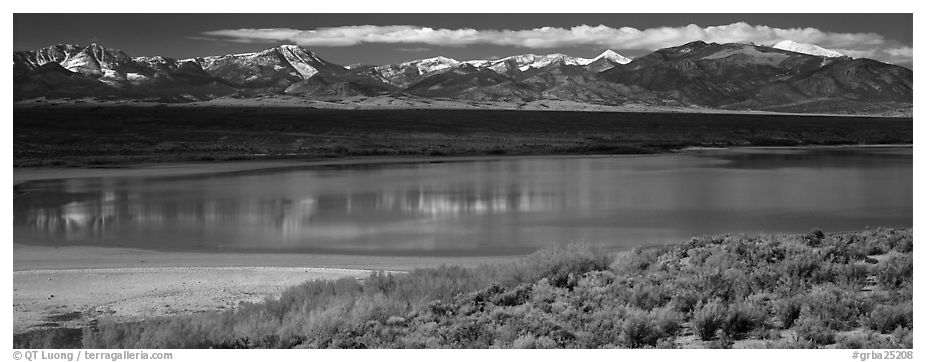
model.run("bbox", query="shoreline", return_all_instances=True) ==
[13,243,515,334]
[13,154,639,185]
[13,144,912,185]
[13,266,372,334]
[13,244,516,272]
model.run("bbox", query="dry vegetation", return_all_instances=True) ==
[14,105,912,167]
[14,228,912,349]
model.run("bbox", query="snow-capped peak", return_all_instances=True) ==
[407,56,460,73]
[477,51,632,73]
[368,56,461,87]
[376,56,460,76]
[278,44,304,52]
[772,40,844,58]
[15,43,136,77]
[460,59,492,67]
[484,53,582,72]
[591,50,632,64]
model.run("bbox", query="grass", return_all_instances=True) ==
[14,106,912,167]
[13,228,912,349]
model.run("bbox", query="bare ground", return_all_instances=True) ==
[12,244,514,333]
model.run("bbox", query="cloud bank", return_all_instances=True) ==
[200,22,912,65]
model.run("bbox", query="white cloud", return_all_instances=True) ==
[200,22,911,65]
[885,46,913,58]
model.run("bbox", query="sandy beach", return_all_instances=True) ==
[13,244,512,334]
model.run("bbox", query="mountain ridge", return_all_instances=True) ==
[13,41,912,114]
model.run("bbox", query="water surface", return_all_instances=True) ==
[14,148,912,256]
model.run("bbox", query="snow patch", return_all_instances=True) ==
[126,73,148,81]
[772,40,844,58]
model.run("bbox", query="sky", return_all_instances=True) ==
[13,14,914,67]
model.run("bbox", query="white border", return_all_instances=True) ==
[4,3,922,362]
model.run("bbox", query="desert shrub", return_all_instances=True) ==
[723,301,768,338]
[763,338,817,349]
[619,308,664,348]
[801,228,826,247]
[627,282,672,310]
[821,238,868,264]
[690,267,753,302]
[779,251,824,286]
[877,254,913,289]
[866,303,913,333]
[83,316,221,349]
[14,328,82,349]
[669,288,701,314]
[511,335,537,349]
[366,271,397,295]
[705,329,734,349]
[720,268,755,301]
[491,284,534,307]
[835,329,902,349]
[793,315,836,345]
[573,304,625,347]
[511,335,557,349]
[680,235,727,256]
[655,337,678,349]
[863,228,913,254]
[835,330,870,349]
[752,327,781,341]
[498,243,611,288]
[772,297,803,329]
[799,284,869,330]
[834,262,872,287]
[893,233,913,253]
[610,248,661,275]
[748,265,782,291]
[651,307,682,337]
[703,247,739,271]
[892,327,913,349]
[691,300,726,341]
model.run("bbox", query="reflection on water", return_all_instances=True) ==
[13,148,913,256]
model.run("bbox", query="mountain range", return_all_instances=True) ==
[13,41,912,114]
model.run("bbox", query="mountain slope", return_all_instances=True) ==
[599,41,911,112]
[404,64,538,101]
[371,56,460,88]
[186,45,349,89]
[284,72,398,98]
[14,44,236,101]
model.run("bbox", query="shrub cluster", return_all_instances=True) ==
[21,228,910,349]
